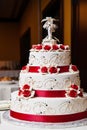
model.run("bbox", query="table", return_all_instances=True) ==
[0,81,19,100]
[0,110,87,130]
[0,70,20,77]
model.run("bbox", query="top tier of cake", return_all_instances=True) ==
[29,43,71,67]
[29,17,71,67]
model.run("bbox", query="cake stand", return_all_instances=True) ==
[2,110,87,129]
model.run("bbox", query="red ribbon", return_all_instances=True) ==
[35,90,66,97]
[10,110,87,123]
[28,66,69,73]
[29,66,40,73]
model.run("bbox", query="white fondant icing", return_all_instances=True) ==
[19,71,80,90]
[29,51,71,66]
[11,91,87,115]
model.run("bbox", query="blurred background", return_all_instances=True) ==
[0,0,87,91]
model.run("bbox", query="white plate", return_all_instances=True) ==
[0,80,18,85]
[0,100,11,110]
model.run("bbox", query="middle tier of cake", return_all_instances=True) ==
[19,71,80,90]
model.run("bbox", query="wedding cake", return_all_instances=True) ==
[10,17,87,123]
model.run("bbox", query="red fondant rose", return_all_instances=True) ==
[49,67,57,73]
[23,90,31,97]
[71,84,79,90]
[68,90,78,97]
[22,84,30,90]
[44,45,51,50]
[41,66,48,73]
[36,44,42,50]
[52,44,59,50]
[60,45,65,50]
[71,65,78,71]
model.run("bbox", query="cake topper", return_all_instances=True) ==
[41,17,59,43]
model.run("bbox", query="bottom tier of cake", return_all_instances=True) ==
[10,91,87,123]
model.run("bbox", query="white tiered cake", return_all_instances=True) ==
[10,17,87,123]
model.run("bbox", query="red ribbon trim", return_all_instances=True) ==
[29,66,40,73]
[28,66,69,73]
[10,110,87,123]
[35,90,66,97]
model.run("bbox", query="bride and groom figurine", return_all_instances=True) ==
[41,17,59,43]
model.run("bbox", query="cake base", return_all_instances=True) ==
[2,111,87,129]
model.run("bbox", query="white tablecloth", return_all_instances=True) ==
[0,70,19,100]
[0,81,19,100]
